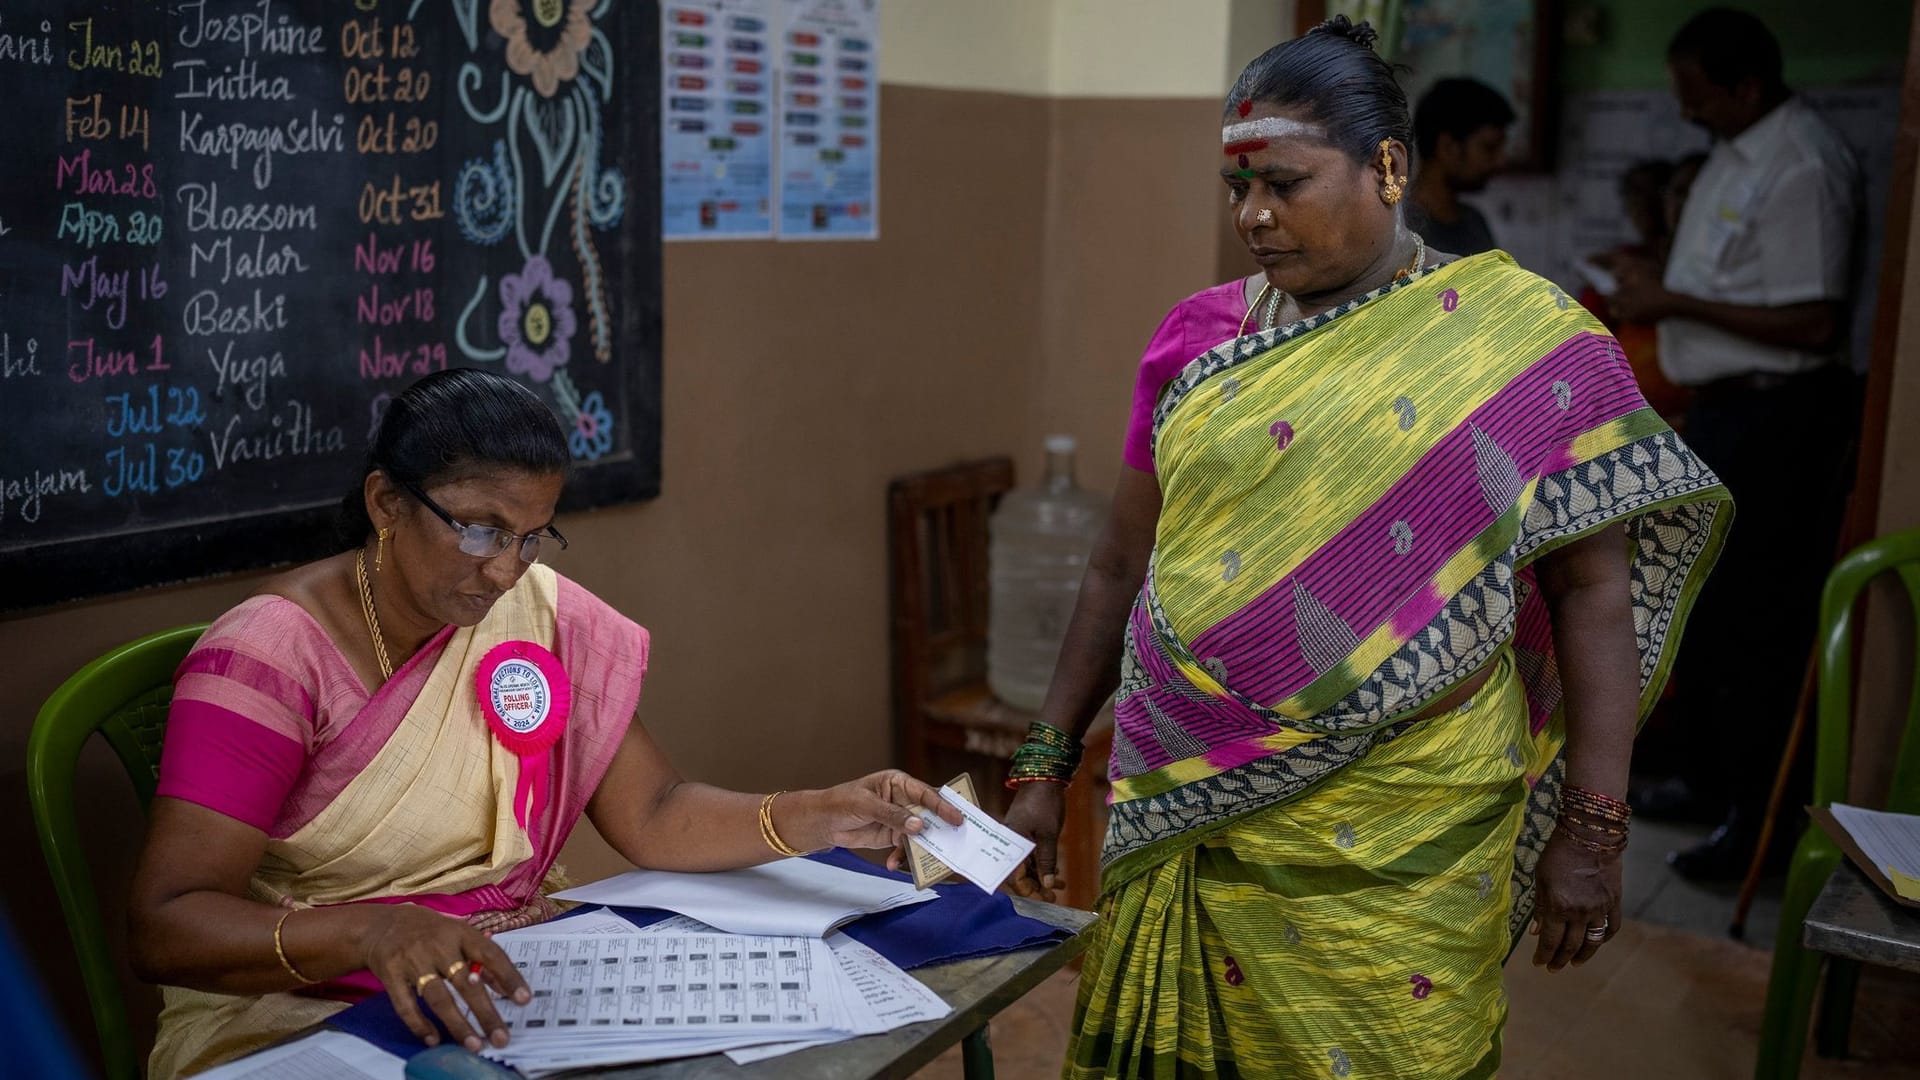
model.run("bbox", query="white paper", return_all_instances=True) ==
[194,1031,403,1080]
[725,931,949,1063]
[498,906,643,940]
[906,785,1036,893]
[551,857,935,936]
[506,1033,796,1076]
[494,931,842,1037]
[631,913,722,935]
[1830,803,1920,877]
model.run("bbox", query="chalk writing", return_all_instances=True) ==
[177,182,317,232]
[189,235,309,282]
[0,468,92,525]
[174,58,295,102]
[67,335,169,384]
[206,398,346,469]
[1,333,43,379]
[177,108,346,188]
[177,0,326,57]
[0,16,55,67]
[66,20,162,78]
[180,288,289,336]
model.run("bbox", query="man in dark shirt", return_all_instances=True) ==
[1407,78,1513,256]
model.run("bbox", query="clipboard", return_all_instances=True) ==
[906,773,977,889]
[1809,805,1920,910]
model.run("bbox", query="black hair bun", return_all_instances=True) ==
[1315,14,1380,51]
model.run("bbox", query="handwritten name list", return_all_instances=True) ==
[0,0,654,609]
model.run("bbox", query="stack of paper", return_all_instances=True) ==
[479,910,950,1075]
[193,1032,404,1079]
[1822,803,1920,904]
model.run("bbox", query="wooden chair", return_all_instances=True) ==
[887,458,1112,911]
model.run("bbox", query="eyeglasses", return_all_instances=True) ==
[395,477,569,563]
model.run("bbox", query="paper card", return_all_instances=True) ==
[906,782,1036,894]
[906,773,975,889]
[1891,868,1920,902]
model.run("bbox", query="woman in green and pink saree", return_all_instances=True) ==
[1002,20,1731,1079]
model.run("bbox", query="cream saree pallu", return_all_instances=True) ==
[1066,254,1731,1080]
[152,566,641,1078]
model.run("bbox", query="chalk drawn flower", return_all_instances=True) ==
[569,390,614,461]
[491,0,595,98]
[498,255,576,382]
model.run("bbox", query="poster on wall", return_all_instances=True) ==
[1385,0,1554,171]
[661,0,777,240]
[776,0,879,240]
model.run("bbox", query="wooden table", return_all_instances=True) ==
[583,896,1098,1079]
[1803,862,1920,974]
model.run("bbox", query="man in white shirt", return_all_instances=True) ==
[1610,8,1862,881]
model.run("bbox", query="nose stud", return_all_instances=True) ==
[1256,208,1274,225]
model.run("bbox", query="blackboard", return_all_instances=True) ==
[0,0,662,611]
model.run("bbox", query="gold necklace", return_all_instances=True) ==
[354,549,394,682]
[1238,234,1428,336]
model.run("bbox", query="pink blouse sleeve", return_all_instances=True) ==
[1121,304,1199,474]
[156,598,320,832]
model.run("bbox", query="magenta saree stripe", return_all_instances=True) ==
[156,700,307,832]
[1196,334,1619,650]
[1186,335,1640,705]
[274,619,457,838]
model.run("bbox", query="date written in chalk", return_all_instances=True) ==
[910,786,1035,894]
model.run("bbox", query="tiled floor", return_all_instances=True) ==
[912,818,1920,1079]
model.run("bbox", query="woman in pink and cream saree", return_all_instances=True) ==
[131,370,959,1078]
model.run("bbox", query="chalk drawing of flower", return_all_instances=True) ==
[498,255,576,382]
[490,0,595,98]
[568,390,614,461]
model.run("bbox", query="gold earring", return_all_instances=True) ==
[1380,139,1405,205]
[375,528,390,572]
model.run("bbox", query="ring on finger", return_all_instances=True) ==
[444,960,468,980]
[414,972,440,994]
[1584,919,1610,942]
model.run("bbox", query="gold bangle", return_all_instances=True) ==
[273,908,321,985]
[759,791,810,858]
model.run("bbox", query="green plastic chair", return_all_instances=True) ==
[1755,530,1920,1078]
[27,624,206,1080]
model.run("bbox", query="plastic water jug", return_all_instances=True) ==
[988,435,1110,711]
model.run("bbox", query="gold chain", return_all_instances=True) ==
[354,549,394,682]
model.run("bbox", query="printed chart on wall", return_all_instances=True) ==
[777,0,876,240]
[0,0,662,609]
[659,0,875,240]
[660,0,775,239]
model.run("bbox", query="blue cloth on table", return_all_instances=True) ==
[328,849,1069,1060]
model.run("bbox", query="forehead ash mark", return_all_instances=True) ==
[1221,117,1319,144]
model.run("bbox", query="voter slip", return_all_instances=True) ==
[906,774,1036,893]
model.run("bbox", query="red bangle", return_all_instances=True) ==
[1005,775,1070,791]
